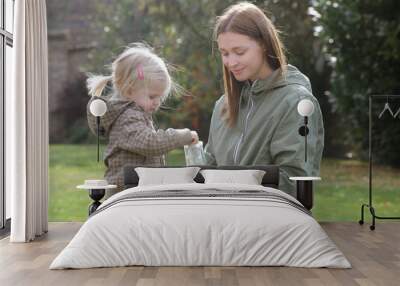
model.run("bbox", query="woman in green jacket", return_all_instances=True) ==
[204,2,324,197]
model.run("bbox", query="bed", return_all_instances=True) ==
[50,165,351,269]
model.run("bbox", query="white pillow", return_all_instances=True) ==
[135,167,200,186]
[200,169,266,185]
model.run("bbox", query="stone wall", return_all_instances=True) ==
[47,0,101,142]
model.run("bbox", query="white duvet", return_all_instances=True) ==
[50,183,351,269]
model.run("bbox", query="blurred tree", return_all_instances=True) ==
[62,74,97,144]
[314,0,400,165]
[85,0,341,157]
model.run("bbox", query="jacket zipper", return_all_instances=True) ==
[233,81,256,164]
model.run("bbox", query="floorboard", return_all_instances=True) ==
[0,222,399,286]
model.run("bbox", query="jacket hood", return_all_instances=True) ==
[87,95,143,138]
[247,64,312,95]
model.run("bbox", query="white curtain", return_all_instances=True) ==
[7,0,49,242]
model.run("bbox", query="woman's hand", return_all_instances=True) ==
[190,131,199,144]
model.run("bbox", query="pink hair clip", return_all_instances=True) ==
[136,64,144,80]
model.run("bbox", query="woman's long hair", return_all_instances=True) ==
[214,2,287,127]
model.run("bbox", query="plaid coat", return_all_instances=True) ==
[87,95,192,190]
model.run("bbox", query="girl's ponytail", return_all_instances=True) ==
[86,74,113,97]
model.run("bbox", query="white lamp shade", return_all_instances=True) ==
[297,99,315,117]
[89,99,107,117]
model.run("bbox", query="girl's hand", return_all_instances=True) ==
[190,131,199,144]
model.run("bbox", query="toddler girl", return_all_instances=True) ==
[86,43,198,194]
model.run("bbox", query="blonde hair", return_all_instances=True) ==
[87,43,174,102]
[214,2,287,127]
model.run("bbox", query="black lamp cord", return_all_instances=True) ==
[298,116,309,163]
[96,116,100,162]
[304,116,308,162]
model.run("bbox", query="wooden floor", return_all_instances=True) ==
[0,222,399,286]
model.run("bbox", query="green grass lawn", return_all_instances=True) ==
[49,144,400,222]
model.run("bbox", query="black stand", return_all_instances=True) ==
[88,189,105,215]
[296,181,314,210]
[290,177,320,210]
[359,94,400,230]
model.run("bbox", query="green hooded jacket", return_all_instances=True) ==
[204,65,324,197]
